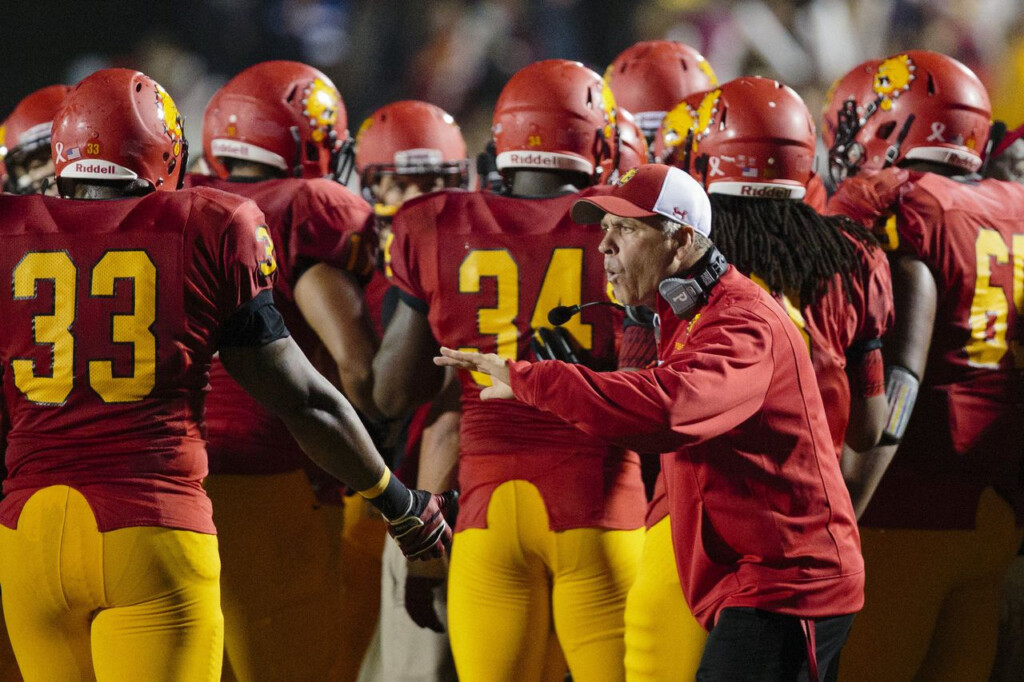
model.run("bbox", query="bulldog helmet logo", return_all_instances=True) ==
[302,76,341,144]
[873,55,915,111]
[155,84,184,157]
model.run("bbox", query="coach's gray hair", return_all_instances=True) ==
[660,217,713,251]
[660,217,683,236]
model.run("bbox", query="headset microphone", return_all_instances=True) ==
[548,301,624,326]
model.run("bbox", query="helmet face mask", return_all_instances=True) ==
[4,145,56,195]
[204,61,350,181]
[1,84,71,195]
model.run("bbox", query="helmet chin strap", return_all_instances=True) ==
[290,126,304,177]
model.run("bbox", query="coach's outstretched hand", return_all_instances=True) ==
[434,347,514,400]
[388,489,459,561]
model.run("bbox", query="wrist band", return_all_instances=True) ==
[357,468,391,499]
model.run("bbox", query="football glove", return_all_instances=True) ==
[531,327,581,363]
[826,167,909,227]
[405,575,446,632]
[387,489,458,561]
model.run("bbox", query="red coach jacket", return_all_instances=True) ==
[509,266,864,628]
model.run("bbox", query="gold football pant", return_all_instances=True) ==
[448,480,643,682]
[623,516,707,681]
[337,494,387,681]
[205,470,355,682]
[841,488,1024,682]
[0,485,222,682]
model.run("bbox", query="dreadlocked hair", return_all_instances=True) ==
[708,195,880,306]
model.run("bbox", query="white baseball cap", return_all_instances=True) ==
[571,163,712,237]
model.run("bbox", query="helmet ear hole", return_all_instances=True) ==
[876,121,897,140]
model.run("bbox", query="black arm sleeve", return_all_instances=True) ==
[397,288,430,315]
[219,290,291,348]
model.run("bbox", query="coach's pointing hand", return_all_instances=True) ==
[434,348,514,400]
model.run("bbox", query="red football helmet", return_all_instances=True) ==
[355,100,469,195]
[52,69,187,194]
[685,77,816,199]
[204,60,350,180]
[492,59,615,181]
[600,109,649,183]
[829,50,991,179]
[1,84,71,194]
[604,40,717,141]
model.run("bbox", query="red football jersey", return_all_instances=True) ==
[388,187,646,531]
[186,175,375,475]
[803,237,893,454]
[861,173,1024,529]
[0,188,274,533]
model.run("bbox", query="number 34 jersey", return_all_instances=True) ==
[388,187,646,532]
[862,172,1024,529]
[0,188,274,534]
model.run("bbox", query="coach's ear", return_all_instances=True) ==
[669,223,696,272]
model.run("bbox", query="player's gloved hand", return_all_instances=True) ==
[404,557,448,632]
[405,575,446,631]
[826,167,909,226]
[387,489,458,561]
[531,327,581,363]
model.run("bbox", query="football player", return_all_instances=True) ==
[621,76,893,681]
[372,60,647,681]
[826,50,1024,681]
[190,60,383,682]
[353,99,468,682]
[0,84,69,196]
[0,68,455,682]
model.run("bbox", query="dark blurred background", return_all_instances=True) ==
[5,0,1024,166]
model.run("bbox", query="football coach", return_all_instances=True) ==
[435,164,864,682]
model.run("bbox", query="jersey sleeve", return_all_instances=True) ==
[509,307,773,453]
[292,180,376,285]
[213,199,278,322]
[895,177,942,263]
[386,196,440,308]
[852,240,894,342]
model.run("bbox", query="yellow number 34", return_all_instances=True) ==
[12,250,157,405]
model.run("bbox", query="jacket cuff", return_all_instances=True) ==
[508,359,548,407]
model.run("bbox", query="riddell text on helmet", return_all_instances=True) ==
[508,152,577,168]
[211,140,250,157]
[70,162,120,175]
[739,185,795,199]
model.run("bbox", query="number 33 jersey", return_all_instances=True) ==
[0,188,275,534]
[387,187,646,532]
[862,172,1024,529]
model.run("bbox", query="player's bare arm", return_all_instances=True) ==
[220,336,456,559]
[373,299,447,418]
[294,262,382,420]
